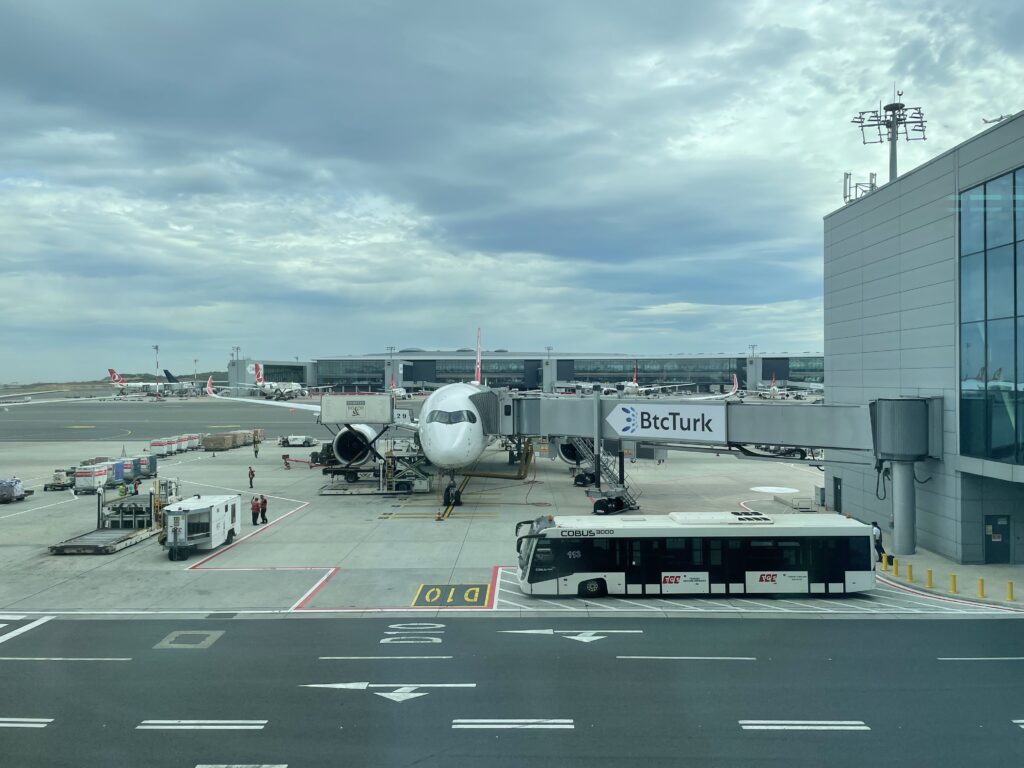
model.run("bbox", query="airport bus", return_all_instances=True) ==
[514,512,875,598]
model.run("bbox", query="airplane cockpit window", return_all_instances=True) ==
[425,410,478,425]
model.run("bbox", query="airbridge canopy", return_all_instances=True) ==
[503,395,874,452]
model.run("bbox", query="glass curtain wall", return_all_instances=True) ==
[959,168,1024,461]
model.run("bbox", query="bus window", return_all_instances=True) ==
[664,538,703,569]
[709,539,722,567]
[846,536,871,570]
[747,539,806,570]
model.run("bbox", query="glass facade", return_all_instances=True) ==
[959,168,1024,461]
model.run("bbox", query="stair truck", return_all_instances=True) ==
[164,494,242,561]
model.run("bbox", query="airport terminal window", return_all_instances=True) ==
[959,170,1024,462]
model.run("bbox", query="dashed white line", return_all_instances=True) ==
[0,718,53,728]
[939,657,1024,662]
[137,720,267,730]
[618,656,757,661]
[740,720,870,731]
[452,719,573,729]
[0,657,131,662]
[320,656,452,660]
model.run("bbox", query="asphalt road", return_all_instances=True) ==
[1,616,1022,768]
[0,399,320,442]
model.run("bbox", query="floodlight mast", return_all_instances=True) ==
[851,89,926,183]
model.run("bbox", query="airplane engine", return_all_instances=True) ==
[556,440,585,465]
[332,424,378,467]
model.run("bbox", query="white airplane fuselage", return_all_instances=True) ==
[418,382,487,470]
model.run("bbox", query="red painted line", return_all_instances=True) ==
[187,502,309,569]
[293,567,341,610]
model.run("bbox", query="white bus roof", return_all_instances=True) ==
[165,494,239,513]
[544,512,870,539]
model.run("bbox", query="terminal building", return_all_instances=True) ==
[824,110,1024,565]
[227,352,823,395]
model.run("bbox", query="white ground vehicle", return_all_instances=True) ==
[515,512,875,598]
[164,494,242,561]
[278,435,318,447]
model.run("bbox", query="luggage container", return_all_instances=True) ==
[149,438,169,457]
[108,461,125,485]
[119,459,136,482]
[164,494,242,561]
[74,464,109,494]
[189,433,201,450]
[137,455,156,477]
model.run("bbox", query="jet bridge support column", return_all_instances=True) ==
[891,461,916,555]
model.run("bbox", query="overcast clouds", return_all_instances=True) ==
[1,0,1021,382]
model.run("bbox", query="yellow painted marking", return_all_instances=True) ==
[412,583,490,608]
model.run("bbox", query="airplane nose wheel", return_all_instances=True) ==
[443,483,462,507]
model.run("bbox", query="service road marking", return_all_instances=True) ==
[137,720,267,730]
[320,656,452,660]
[196,765,287,768]
[0,616,53,645]
[740,720,870,731]
[0,657,131,662]
[500,629,642,643]
[619,656,757,661]
[0,718,53,728]
[939,657,1024,662]
[1013,720,1024,728]
[452,719,574,730]
[302,682,476,703]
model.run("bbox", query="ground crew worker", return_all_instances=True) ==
[259,495,268,524]
[253,432,260,459]
[250,496,260,525]
[248,466,255,489]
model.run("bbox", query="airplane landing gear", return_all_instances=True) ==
[442,473,463,507]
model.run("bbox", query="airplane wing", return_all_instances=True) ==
[207,377,321,413]
[682,374,739,401]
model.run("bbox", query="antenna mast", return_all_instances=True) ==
[851,88,926,183]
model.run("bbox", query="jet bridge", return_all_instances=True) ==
[495,391,939,555]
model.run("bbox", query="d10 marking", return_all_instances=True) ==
[302,681,476,703]
[499,629,643,643]
[412,584,490,608]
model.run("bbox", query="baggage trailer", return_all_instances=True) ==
[49,480,182,555]
[0,478,33,503]
[164,494,242,561]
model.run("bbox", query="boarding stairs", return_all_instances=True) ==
[568,437,641,513]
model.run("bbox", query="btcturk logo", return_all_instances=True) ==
[621,407,638,434]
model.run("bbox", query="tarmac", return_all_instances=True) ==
[0,397,1021,618]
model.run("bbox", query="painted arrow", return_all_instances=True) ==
[499,629,643,643]
[302,682,476,703]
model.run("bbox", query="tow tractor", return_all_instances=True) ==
[0,478,33,503]
[43,468,75,492]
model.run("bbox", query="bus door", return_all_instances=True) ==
[809,538,845,593]
[626,539,663,595]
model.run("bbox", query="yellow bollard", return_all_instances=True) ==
[926,569,933,589]
[906,563,913,583]
[1009,581,1015,602]
[893,558,900,577]
[881,553,889,572]
[951,574,958,594]
[978,578,986,599]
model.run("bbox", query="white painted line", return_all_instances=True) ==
[938,657,1024,662]
[618,656,757,661]
[0,615,26,621]
[289,568,336,612]
[196,765,288,767]
[0,496,79,520]
[0,657,131,662]
[496,596,535,610]
[137,719,267,730]
[317,659,450,663]
[739,719,869,731]
[652,598,701,612]
[452,719,573,729]
[0,616,53,645]
[614,597,662,611]
[0,718,53,728]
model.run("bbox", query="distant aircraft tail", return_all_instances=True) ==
[473,328,482,385]
[633,360,638,386]
[163,369,180,383]
[728,374,739,396]
[206,376,215,396]
[254,363,265,385]
[108,368,126,386]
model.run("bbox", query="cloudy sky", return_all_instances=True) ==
[1,0,1021,382]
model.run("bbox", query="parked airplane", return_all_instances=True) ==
[253,363,332,400]
[108,369,166,396]
[210,331,490,505]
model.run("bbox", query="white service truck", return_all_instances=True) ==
[278,435,318,447]
[164,494,242,561]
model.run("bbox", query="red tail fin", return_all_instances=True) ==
[206,376,214,396]
[254,363,264,385]
[108,368,126,385]
[474,328,482,384]
[633,360,638,385]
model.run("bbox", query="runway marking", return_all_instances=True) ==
[740,720,870,731]
[618,656,757,661]
[320,656,452,660]
[0,718,53,728]
[0,615,24,620]
[452,719,573,729]
[0,657,131,661]
[65,425,95,429]
[137,719,267,730]
[0,616,53,645]
[938,657,1024,661]
[0,496,80,520]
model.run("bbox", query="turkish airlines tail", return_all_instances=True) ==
[254,363,265,385]
[473,328,482,385]
[108,368,126,385]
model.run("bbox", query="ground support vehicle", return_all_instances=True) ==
[0,478,33,503]
[515,512,875,598]
[49,480,181,555]
[43,469,75,491]
[164,494,242,561]
[279,435,318,447]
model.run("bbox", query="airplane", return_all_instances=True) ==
[209,330,491,506]
[598,362,693,397]
[253,363,332,400]
[108,369,166,397]
[162,370,202,396]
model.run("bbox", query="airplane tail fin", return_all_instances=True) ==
[108,368,126,385]
[473,328,482,385]
[633,360,638,385]
[729,374,738,396]
[163,369,180,383]
[254,363,264,385]
[206,376,215,396]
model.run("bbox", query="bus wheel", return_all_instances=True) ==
[579,579,606,597]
